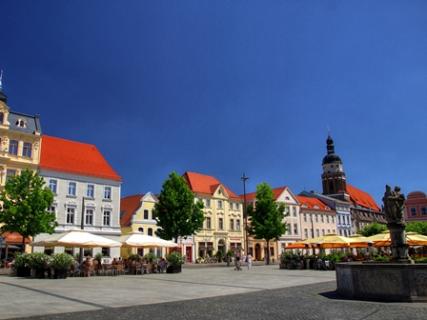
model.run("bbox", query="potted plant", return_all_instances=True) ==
[226,250,234,267]
[166,252,184,273]
[144,252,156,273]
[51,253,74,279]
[13,253,31,277]
[28,253,51,279]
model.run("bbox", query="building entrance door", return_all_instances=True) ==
[186,246,192,263]
[255,243,261,261]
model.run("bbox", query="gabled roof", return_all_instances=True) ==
[296,195,332,212]
[183,171,240,200]
[243,186,288,202]
[120,194,144,227]
[346,184,381,212]
[40,135,121,182]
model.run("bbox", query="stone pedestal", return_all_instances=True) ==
[336,262,427,302]
[388,223,411,262]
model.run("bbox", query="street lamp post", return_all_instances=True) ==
[241,173,249,256]
[79,197,88,264]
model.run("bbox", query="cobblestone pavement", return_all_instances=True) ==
[22,282,427,320]
[1,265,425,319]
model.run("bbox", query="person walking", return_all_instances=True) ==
[246,253,252,270]
[234,253,242,271]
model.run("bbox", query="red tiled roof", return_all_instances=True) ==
[243,186,288,202]
[346,184,381,212]
[1,232,30,244]
[183,171,240,200]
[296,195,331,212]
[120,194,143,227]
[40,135,121,181]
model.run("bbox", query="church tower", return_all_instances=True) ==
[321,135,349,200]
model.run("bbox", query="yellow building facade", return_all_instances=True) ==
[184,171,244,261]
[120,192,162,257]
[0,91,41,187]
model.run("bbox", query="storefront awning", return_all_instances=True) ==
[1,232,30,245]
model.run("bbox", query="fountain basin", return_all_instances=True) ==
[336,262,427,302]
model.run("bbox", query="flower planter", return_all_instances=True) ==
[166,265,182,273]
[54,269,68,279]
[16,266,31,277]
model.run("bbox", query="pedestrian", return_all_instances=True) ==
[234,254,241,271]
[246,253,252,270]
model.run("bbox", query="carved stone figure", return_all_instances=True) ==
[383,185,406,225]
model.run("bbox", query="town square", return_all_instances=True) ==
[1,1,427,319]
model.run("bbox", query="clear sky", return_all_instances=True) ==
[1,1,426,203]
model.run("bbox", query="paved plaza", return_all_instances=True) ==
[0,265,426,319]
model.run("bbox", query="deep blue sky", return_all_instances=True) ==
[1,1,426,203]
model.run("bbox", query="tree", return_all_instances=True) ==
[359,222,387,237]
[154,172,204,243]
[247,182,287,265]
[406,221,427,236]
[0,170,56,251]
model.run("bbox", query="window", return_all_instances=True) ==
[219,218,223,230]
[144,209,149,219]
[230,219,234,231]
[315,214,318,223]
[66,208,75,224]
[101,247,110,257]
[8,140,18,155]
[327,229,331,234]
[411,208,417,216]
[304,213,307,222]
[217,200,223,209]
[138,227,144,233]
[205,199,211,208]
[85,209,94,225]
[6,169,16,181]
[16,119,26,128]
[104,187,112,199]
[304,228,308,239]
[316,229,320,237]
[321,215,324,223]
[103,210,111,226]
[332,229,336,234]
[326,215,329,223]
[87,184,94,198]
[236,203,240,210]
[293,223,298,235]
[236,219,241,231]
[22,142,32,158]
[148,228,153,236]
[0,112,3,123]
[68,182,76,196]
[422,207,427,215]
[292,207,297,217]
[206,217,211,229]
[47,206,56,218]
[49,179,57,193]
[288,223,292,235]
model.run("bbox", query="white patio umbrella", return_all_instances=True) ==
[31,230,122,248]
[120,233,178,248]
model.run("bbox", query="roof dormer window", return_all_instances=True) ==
[16,119,26,128]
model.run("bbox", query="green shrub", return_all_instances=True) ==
[415,257,427,263]
[27,253,51,270]
[51,253,74,271]
[128,254,142,262]
[144,252,156,262]
[167,252,184,266]
[373,255,390,262]
[13,253,30,269]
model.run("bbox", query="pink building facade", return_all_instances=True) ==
[405,191,427,222]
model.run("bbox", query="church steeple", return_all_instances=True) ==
[321,134,348,199]
[0,70,8,104]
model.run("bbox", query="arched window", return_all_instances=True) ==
[138,227,144,233]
